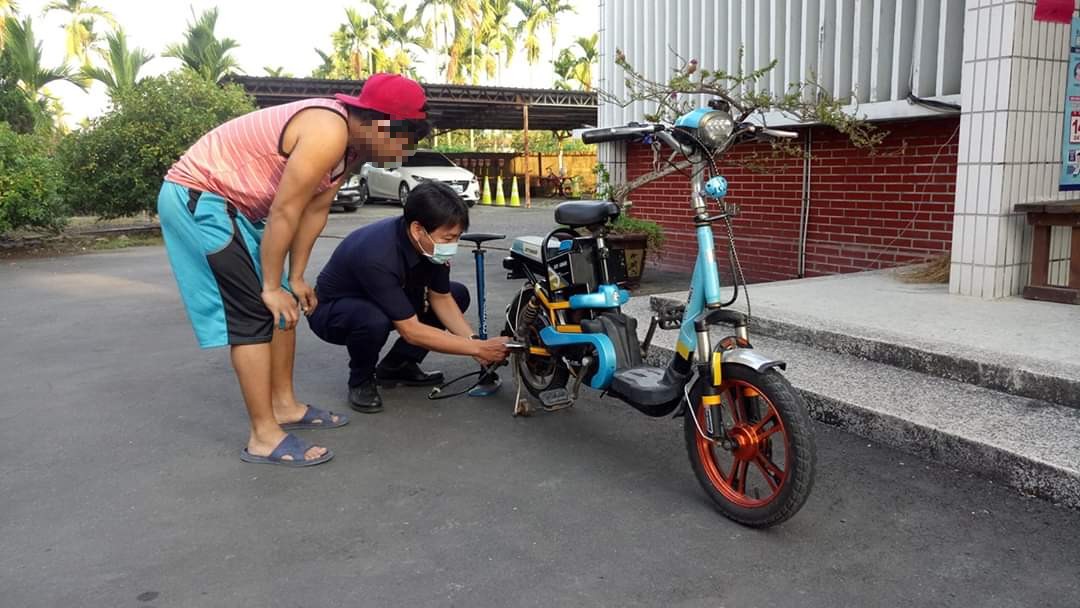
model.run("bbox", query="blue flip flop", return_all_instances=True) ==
[280,405,350,431]
[239,433,334,467]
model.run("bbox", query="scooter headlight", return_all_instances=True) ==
[697,110,734,148]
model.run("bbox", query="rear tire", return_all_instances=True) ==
[398,182,410,206]
[509,291,569,399]
[684,363,816,528]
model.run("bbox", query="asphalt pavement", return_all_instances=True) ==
[2,203,1078,608]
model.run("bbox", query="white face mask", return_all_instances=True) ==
[421,229,458,265]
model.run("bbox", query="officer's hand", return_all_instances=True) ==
[262,288,299,331]
[473,336,510,366]
[290,278,318,315]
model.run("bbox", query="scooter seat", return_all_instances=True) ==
[554,200,620,227]
[460,233,505,245]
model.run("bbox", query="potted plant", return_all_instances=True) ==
[592,162,665,286]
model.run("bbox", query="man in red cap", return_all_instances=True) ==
[157,73,430,467]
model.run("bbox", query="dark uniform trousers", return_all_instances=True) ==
[309,282,470,387]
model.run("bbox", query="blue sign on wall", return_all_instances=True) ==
[1060,16,1080,190]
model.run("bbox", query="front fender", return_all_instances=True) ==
[722,348,787,373]
[709,348,786,386]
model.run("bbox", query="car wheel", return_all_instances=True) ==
[398,182,410,206]
[358,180,369,206]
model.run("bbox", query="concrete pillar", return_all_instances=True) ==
[952,1,1075,298]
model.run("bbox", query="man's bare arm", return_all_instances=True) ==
[259,111,348,329]
[429,290,474,337]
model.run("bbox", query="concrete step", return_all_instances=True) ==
[648,292,1080,410]
[623,297,1080,508]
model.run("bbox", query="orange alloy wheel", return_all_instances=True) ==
[693,379,790,508]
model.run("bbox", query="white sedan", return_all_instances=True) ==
[359,150,480,207]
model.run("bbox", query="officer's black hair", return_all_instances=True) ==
[404,181,470,232]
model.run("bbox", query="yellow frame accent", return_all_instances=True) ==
[701,394,722,405]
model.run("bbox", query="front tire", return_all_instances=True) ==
[684,363,816,528]
[357,180,369,206]
[398,182,410,206]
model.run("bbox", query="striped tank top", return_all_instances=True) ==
[165,98,351,221]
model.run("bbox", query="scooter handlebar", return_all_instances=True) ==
[581,123,664,144]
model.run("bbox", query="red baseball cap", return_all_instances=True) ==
[334,73,427,120]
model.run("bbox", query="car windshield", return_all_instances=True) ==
[403,152,455,168]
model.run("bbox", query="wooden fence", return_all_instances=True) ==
[442,152,598,197]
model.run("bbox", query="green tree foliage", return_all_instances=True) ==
[0,122,66,234]
[58,70,254,218]
[0,43,34,132]
[81,27,153,97]
[164,7,241,83]
[431,128,589,153]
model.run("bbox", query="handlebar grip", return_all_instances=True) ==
[581,124,663,144]
[760,127,799,139]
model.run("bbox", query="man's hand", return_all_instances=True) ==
[473,336,511,366]
[262,288,300,330]
[290,277,318,316]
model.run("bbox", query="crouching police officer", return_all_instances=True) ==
[308,181,510,412]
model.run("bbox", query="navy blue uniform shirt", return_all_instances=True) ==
[315,216,451,321]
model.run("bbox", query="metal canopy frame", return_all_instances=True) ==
[229,76,598,132]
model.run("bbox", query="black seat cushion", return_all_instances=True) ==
[460,233,505,245]
[554,201,620,227]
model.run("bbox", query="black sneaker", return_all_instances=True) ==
[375,360,444,387]
[348,378,383,414]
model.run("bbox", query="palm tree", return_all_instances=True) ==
[41,0,116,65]
[81,28,152,96]
[443,0,482,83]
[0,0,17,50]
[419,0,454,57]
[474,0,518,83]
[570,34,597,90]
[163,7,241,83]
[380,5,427,76]
[539,0,573,46]
[311,48,334,78]
[341,7,380,77]
[512,0,545,66]
[262,66,292,77]
[553,34,597,90]
[2,15,82,100]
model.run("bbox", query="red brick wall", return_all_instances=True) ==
[626,116,959,282]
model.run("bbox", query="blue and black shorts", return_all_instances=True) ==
[158,181,287,349]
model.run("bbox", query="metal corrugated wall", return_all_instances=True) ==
[597,0,966,171]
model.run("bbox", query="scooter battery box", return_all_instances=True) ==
[547,238,629,291]
[547,239,598,292]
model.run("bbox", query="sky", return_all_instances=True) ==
[17,0,600,127]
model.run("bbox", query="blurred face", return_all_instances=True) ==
[347,110,432,163]
[346,117,418,163]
